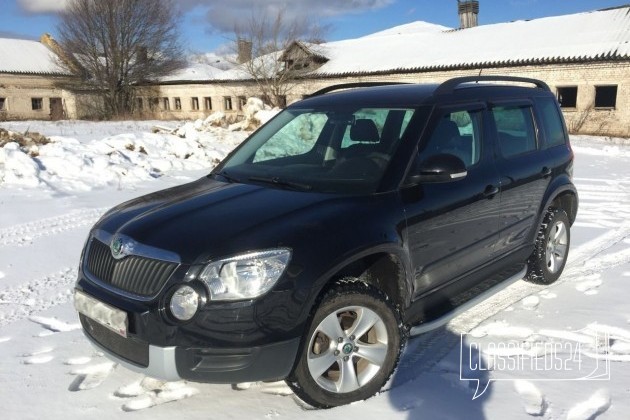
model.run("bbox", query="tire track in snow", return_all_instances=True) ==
[0,208,106,247]
[0,266,78,326]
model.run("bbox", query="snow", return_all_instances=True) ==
[309,6,630,76]
[159,62,225,82]
[0,121,629,419]
[0,37,67,75]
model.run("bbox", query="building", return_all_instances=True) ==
[0,35,82,121]
[1,4,628,137]
[151,4,630,137]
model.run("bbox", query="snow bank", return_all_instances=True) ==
[0,121,248,192]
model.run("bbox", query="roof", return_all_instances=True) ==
[159,62,225,83]
[0,38,67,75]
[310,5,630,77]
[359,21,451,38]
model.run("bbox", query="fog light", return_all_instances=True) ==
[169,285,199,321]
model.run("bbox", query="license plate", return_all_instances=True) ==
[74,290,128,338]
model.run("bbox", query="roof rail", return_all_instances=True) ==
[307,81,410,98]
[435,76,550,96]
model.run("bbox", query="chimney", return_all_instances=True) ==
[40,33,80,73]
[237,38,253,64]
[458,0,479,29]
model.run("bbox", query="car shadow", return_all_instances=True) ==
[386,326,490,419]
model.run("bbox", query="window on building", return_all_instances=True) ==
[491,104,538,158]
[191,97,199,111]
[32,98,43,111]
[204,97,212,110]
[595,85,617,108]
[224,96,233,111]
[136,98,144,111]
[238,96,247,111]
[149,98,159,110]
[557,86,577,108]
[163,97,170,111]
[174,97,182,110]
[0,97,6,111]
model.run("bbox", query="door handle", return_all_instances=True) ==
[541,167,552,177]
[483,185,500,198]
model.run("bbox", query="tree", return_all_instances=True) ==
[57,0,185,117]
[231,10,327,108]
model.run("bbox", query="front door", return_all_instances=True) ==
[403,107,502,300]
[50,98,64,120]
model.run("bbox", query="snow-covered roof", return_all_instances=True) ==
[360,21,451,38]
[0,38,67,75]
[159,63,225,83]
[214,50,284,81]
[310,6,630,76]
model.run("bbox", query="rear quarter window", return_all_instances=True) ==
[491,105,537,158]
[535,97,567,148]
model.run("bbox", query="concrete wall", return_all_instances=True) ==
[3,60,627,137]
[0,73,77,120]
[135,83,255,120]
[146,61,628,137]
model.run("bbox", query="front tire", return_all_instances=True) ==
[287,282,403,408]
[526,208,570,284]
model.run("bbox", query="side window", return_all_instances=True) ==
[253,113,328,162]
[492,105,537,158]
[536,97,567,148]
[422,109,482,168]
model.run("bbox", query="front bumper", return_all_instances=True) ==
[80,312,300,383]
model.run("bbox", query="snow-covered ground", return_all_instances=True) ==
[0,120,629,419]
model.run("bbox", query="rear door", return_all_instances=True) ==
[490,101,554,256]
[403,105,503,298]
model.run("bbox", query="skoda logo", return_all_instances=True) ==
[111,237,126,259]
[342,343,354,355]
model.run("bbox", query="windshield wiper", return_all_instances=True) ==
[212,171,240,183]
[248,176,312,191]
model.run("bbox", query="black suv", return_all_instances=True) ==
[74,76,578,408]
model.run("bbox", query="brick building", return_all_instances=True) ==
[0,35,82,121]
[1,4,629,137]
[151,4,630,137]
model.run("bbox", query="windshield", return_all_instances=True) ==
[215,106,418,194]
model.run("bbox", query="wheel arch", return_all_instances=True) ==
[540,178,579,226]
[307,247,411,323]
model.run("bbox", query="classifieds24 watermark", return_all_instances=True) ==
[460,327,611,399]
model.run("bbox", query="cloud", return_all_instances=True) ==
[0,30,38,40]
[17,0,393,31]
[17,0,70,13]
[186,0,394,33]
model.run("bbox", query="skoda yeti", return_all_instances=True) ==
[74,76,578,408]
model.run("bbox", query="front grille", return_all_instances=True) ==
[85,238,178,297]
[80,314,149,367]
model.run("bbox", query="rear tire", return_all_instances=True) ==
[525,208,570,284]
[287,282,404,408]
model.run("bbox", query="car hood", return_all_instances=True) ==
[94,176,364,264]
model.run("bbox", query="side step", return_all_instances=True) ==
[409,267,527,337]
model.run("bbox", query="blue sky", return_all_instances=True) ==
[2,0,627,54]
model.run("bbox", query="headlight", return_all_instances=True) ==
[198,249,291,301]
[169,285,200,321]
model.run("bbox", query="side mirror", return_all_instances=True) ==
[407,153,467,184]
